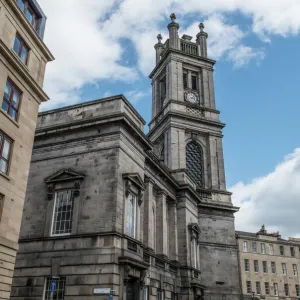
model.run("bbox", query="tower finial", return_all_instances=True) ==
[199,22,205,32]
[157,34,162,44]
[170,13,176,22]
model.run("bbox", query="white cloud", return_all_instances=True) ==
[231,148,300,238]
[38,0,300,109]
[124,89,151,104]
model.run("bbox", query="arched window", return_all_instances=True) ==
[186,141,204,187]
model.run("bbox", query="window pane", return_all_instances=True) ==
[183,73,188,89]
[1,100,9,113]
[20,46,28,64]
[13,36,21,54]
[25,8,34,24]
[12,90,20,108]
[4,82,11,101]
[16,0,25,11]
[0,159,8,174]
[192,75,197,90]
[2,139,11,159]
[9,108,17,121]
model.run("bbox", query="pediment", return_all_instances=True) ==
[44,168,85,183]
[122,173,145,191]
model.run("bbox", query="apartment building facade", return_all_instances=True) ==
[0,0,53,298]
[237,226,300,299]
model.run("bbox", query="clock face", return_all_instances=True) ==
[185,91,198,104]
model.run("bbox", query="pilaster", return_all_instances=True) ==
[168,199,178,261]
[156,189,168,257]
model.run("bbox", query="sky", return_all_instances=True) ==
[38,0,300,238]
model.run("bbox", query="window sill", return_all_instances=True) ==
[0,171,11,181]
[50,233,71,238]
[11,49,29,72]
[0,109,20,127]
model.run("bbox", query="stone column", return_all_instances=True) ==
[168,199,178,261]
[143,178,155,251]
[156,190,168,257]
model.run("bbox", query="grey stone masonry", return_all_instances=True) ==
[11,15,241,300]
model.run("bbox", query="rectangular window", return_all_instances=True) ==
[191,238,198,269]
[191,74,197,90]
[142,286,149,300]
[280,245,284,255]
[256,282,261,295]
[13,35,29,64]
[183,72,188,89]
[261,243,266,254]
[2,80,21,121]
[43,277,66,300]
[16,0,40,31]
[293,264,298,276]
[265,282,270,295]
[271,262,276,274]
[126,192,137,238]
[282,262,287,275]
[284,283,289,296]
[0,131,12,175]
[252,241,257,253]
[269,244,274,255]
[254,260,259,273]
[51,190,74,236]
[296,284,300,297]
[246,281,252,294]
[160,76,166,102]
[291,246,295,257]
[157,289,164,300]
[244,259,250,272]
[243,241,248,252]
[273,283,278,296]
[262,261,268,273]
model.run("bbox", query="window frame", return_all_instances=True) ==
[246,281,252,294]
[0,131,13,175]
[293,264,298,276]
[16,0,40,31]
[244,259,250,272]
[191,73,198,91]
[50,190,74,237]
[264,282,270,295]
[256,281,261,295]
[282,262,287,275]
[271,261,276,274]
[142,286,149,300]
[280,245,284,256]
[2,79,22,122]
[252,241,257,253]
[243,241,248,252]
[43,277,66,300]
[262,261,268,273]
[291,246,295,257]
[125,191,138,239]
[157,289,164,300]
[284,283,289,296]
[273,283,278,296]
[261,243,266,254]
[254,260,259,273]
[183,71,188,90]
[269,244,274,255]
[13,34,29,65]
[296,284,300,297]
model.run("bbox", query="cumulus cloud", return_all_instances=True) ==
[38,0,300,110]
[231,148,300,239]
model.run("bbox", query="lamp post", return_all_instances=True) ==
[252,292,255,299]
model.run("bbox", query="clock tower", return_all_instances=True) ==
[148,14,241,300]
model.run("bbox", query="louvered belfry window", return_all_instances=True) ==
[186,141,204,187]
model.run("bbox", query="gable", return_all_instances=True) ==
[44,168,85,183]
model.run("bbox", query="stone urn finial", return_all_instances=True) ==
[170,13,176,22]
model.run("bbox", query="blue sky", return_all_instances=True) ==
[38,0,300,237]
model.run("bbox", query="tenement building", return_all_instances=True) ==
[237,226,300,299]
[11,15,240,300]
[0,0,53,299]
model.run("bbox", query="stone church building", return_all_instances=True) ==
[11,15,241,300]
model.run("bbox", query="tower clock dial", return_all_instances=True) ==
[184,91,199,104]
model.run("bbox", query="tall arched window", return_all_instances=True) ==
[186,141,204,187]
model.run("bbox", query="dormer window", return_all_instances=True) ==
[16,0,40,31]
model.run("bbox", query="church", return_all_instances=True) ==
[11,14,241,300]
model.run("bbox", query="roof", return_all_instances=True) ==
[236,231,257,237]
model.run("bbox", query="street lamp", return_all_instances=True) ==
[252,292,255,299]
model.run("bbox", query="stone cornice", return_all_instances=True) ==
[0,39,49,102]
[5,0,54,61]
[198,202,239,213]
